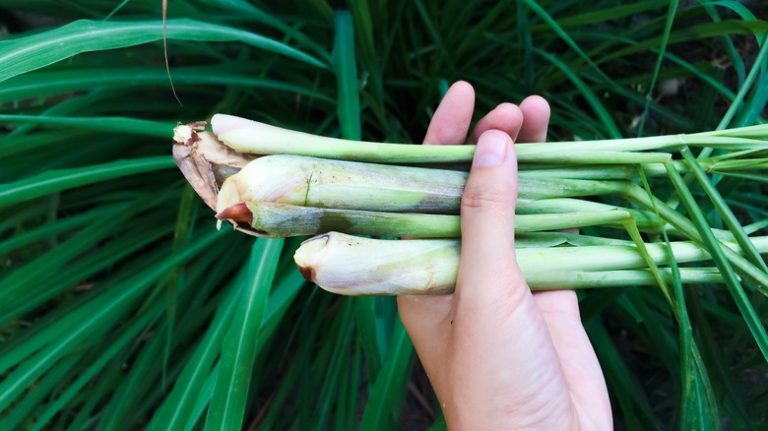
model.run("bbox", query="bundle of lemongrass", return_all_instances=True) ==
[173,114,768,296]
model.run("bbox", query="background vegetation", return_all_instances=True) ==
[0,0,766,429]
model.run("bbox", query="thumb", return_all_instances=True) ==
[455,129,524,308]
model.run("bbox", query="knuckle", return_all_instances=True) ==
[460,185,510,211]
[502,268,530,305]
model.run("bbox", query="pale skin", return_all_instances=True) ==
[397,81,613,430]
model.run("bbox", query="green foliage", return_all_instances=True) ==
[0,1,766,429]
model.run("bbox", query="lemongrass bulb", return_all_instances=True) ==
[216,155,465,215]
[215,155,631,218]
[294,233,460,295]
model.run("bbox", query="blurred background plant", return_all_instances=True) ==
[0,1,766,429]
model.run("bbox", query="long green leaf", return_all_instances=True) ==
[0,19,325,83]
[664,162,768,361]
[203,238,284,431]
[0,157,174,208]
[359,319,414,430]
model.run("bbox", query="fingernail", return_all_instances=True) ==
[473,130,509,167]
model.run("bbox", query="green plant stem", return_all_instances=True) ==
[293,232,768,295]
[242,201,640,237]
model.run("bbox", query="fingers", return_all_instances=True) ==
[398,81,477,372]
[518,95,550,143]
[423,81,475,145]
[521,94,584,336]
[455,128,525,309]
[522,95,611,428]
[470,103,524,144]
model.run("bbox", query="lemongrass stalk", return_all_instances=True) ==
[215,154,631,217]
[210,115,670,164]
[210,114,768,164]
[517,198,664,229]
[216,125,670,164]
[745,218,768,235]
[524,268,723,289]
[516,197,737,239]
[294,232,768,295]
[517,231,633,247]
[517,161,700,179]
[228,201,644,237]
[709,158,768,172]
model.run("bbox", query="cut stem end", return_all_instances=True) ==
[216,202,253,225]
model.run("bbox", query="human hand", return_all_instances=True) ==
[397,82,612,430]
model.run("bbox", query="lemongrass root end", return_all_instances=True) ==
[216,202,253,224]
[294,234,330,282]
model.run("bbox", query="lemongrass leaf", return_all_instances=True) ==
[682,148,768,272]
[0,157,174,208]
[0,114,172,137]
[359,320,414,430]
[661,230,720,430]
[204,238,283,431]
[664,162,768,361]
[0,19,325,83]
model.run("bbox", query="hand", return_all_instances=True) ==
[397,82,612,430]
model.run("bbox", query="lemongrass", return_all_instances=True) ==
[294,232,768,295]
[173,122,253,210]
[517,163,686,179]
[516,198,664,228]
[209,114,768,164]
[215,154,630,218]
[172,116,768,296]
[212,114,671,164]
[225,201,648,237]
[172,117,768,240]
[216,154,465,214]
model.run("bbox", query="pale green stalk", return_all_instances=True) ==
[517,198,663,229]
[210,114,768,165]
[242,201,644,237]
[524,268,722,289]
[518,163,679,179]
[294,232,768,295]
